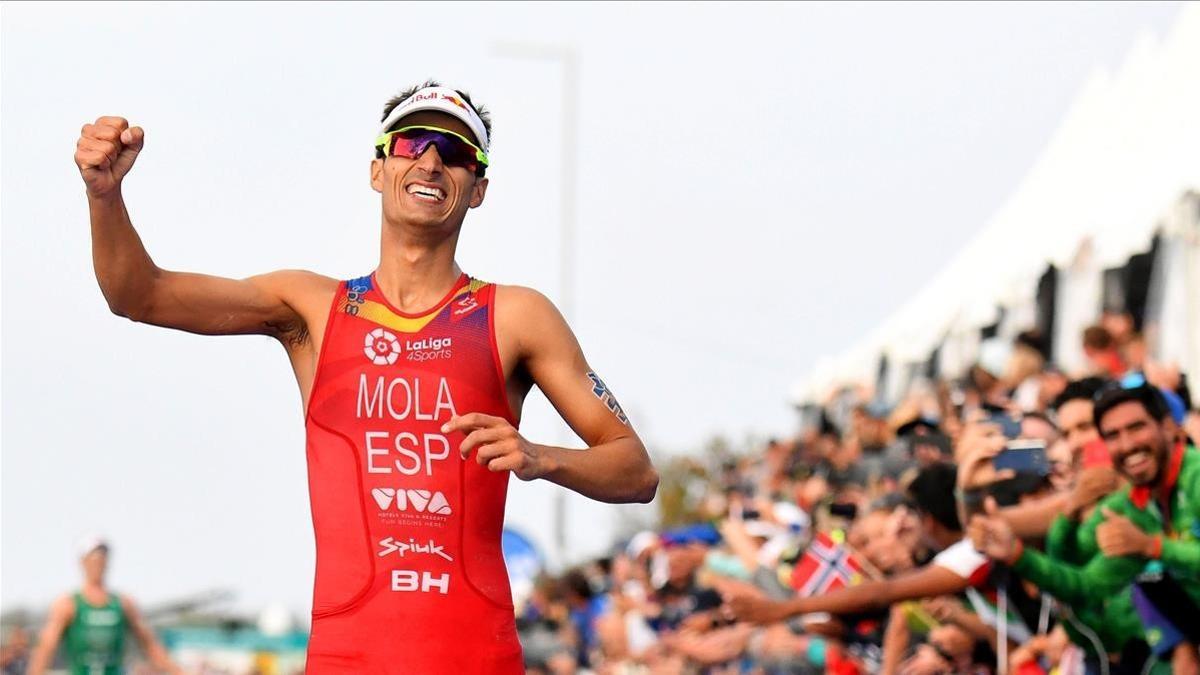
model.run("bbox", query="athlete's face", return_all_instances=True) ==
[81,548,108,584]
[1099,401,1171,486]
[371,111,488,231]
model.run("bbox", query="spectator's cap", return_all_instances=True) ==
[977,339,1012,379]
[863,400,891,419]
[771,501,811,535]
[650,550,670,589]
[742,520,786,539]
[1099,372,1184,426]
[1161,388,1187,425]
[894,415,941,438]
[625,531,660,559]
[1120,372,1187,424]
[78,535,109,558]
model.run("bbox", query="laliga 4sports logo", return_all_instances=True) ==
[372,488,452,515]
[364,328,401,365]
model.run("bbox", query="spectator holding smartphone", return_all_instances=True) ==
[971,383,1200,673]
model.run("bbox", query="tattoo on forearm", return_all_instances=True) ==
[587,371,629,424]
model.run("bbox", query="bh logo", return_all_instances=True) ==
[364,328,401,365]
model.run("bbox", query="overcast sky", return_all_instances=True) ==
[2,1,1187,618]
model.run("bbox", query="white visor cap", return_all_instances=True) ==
[379,86,490,152]
[78,535,110,558]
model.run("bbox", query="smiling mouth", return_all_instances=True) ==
[406,184,446,203]
[1122,450,1152,473]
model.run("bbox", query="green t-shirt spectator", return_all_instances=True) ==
[1014,445,1200,624]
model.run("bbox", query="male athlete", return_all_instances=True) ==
[75,81,659,673]
[27,538,181,675]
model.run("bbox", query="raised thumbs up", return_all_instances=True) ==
[1095,506,1156,558]
[969,496,1020,563]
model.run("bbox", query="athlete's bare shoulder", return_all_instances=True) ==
[491,284,585,375]
[254,269,340,311]
[491,284,559,316]
[492,285,567,350]
[116,592,137,613]
[248,270,340,347]
[49,593,75,620]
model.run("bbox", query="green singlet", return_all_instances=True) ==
[64,591,127,675]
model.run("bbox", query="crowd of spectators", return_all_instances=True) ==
[3,315,1195,674]
[516,313,1200,675]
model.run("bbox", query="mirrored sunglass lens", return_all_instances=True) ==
[390,130,478,169]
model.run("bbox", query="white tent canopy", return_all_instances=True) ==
[795,5,1200,404]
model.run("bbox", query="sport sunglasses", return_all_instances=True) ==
[374,125,489,176]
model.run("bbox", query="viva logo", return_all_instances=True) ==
[372,488,452,515]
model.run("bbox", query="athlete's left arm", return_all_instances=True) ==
[120,595,183,675]
[443,286,658,504]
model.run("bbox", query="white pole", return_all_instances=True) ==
[493,42,580,569]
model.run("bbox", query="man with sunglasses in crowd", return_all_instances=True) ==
[75,80,658,673]
[971,383,1200,673]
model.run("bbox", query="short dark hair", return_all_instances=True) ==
[1022,410,1055,428]
[561,568,594,600]
[1093,384,1170,429]
[1014,330,1048,361]
[381,79,492,141]
[1050,377,1109,412]
[907,463,961,532]
[1082,325,1115,351]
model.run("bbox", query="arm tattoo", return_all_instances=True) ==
[587,371,629,425]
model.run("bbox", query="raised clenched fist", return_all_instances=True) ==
[74,116,144,198]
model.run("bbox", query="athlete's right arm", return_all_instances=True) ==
[27,594,72,675]
[76,116,316,337]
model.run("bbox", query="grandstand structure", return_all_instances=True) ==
[795,5,1200,408]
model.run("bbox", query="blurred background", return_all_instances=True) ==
[3,2,1198,673]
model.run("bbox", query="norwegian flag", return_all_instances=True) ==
[789,532,864,597]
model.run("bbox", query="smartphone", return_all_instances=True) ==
[987,412,1023,440]
[829,502,858,519]
[995,440,1049,476]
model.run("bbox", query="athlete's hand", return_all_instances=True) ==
[443,413,546,481]
[74,116,144,198]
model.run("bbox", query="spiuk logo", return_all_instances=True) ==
[364,328,401,365]
[378,536,453,562]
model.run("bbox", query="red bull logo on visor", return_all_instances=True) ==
[405,91,468,111]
